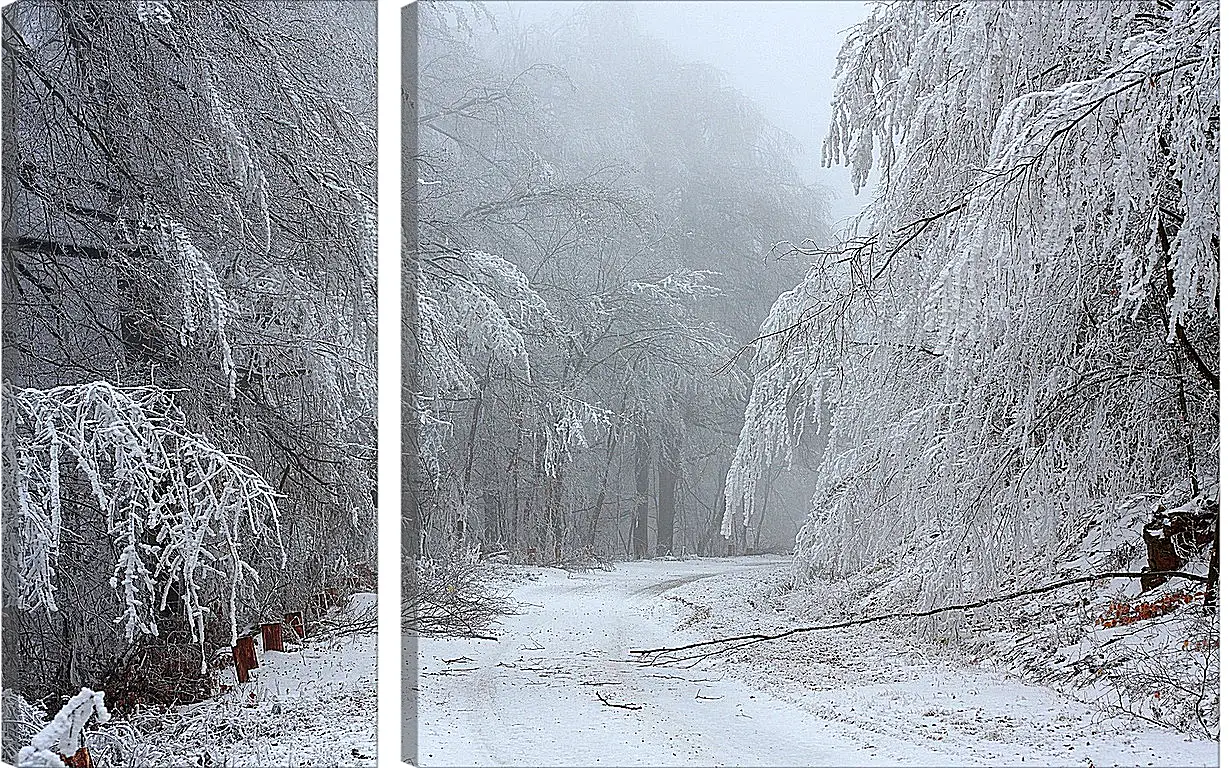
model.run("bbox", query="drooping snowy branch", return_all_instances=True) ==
[160,218,238,397]
[543,395,613,478]
[15,688,109,768]
[418,249,556,394]
[2,381,284,645]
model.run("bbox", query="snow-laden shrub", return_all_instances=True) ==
[403,543,513,638]
[2,381,284,647]
[15,688,109,768]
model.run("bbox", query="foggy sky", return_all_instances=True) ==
[496,0,873,229]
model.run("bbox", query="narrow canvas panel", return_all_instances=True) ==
[403,1,1219,766]
[1,2,378,765]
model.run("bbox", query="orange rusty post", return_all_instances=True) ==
[233,634,258,683]
[261,621,284,653]
[242,634,259,668]
[285,611,305,639]
[59,747,92,768]
[232,644,250,684]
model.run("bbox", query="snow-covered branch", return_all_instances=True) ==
[631,569,1210,667]
[3,381,284,645]
[15,688,109,768]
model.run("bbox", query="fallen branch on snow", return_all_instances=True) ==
[630,569,1210,666]
[595,690,642,710]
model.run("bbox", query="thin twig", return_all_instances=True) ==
[595,690,643,710]
[630,570,1207,665]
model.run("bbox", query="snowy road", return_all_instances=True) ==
[412,557,1216,767]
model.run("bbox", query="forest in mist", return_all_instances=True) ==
[409,1,826,573]
[0,0,1218,764]
[410,0,1219,754]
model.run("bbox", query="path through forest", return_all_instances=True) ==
[413,557,1216,767]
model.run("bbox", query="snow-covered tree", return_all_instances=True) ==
[3,0,375,702]
[730,0,1217,610]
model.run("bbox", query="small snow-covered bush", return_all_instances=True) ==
[15,688,109,768]
[2,689,45,765]
[403,543,513,638]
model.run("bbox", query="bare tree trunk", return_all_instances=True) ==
[482,489,498,548]
[1205,511,1220,609]
[1171,352,1201,499]
[656,441,678,557]
[677,472,693,556]
[549,467,565,563]
[531,431,548,560]
[753,470,773,552]
[632,432,650,559]
[701,458,730,556]
[506,413,525,555]
[459,360,491,498]
[587,425,620,548]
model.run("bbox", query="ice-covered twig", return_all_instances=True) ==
[15,688,110,768]
[631,570,1209,666]
[595,690,642,710]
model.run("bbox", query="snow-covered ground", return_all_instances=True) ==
[171,629,378,767]
[118,596,376,767]
[413,557,1217,767]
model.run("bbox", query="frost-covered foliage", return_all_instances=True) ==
[2,382,283,645]
[945,487,1220,738]
[414,249,560,487]
[418,250,555,395]
[4,0,375,701]
[413,1,819,561]
[15,688,109,768]
[730,1,1218,609]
